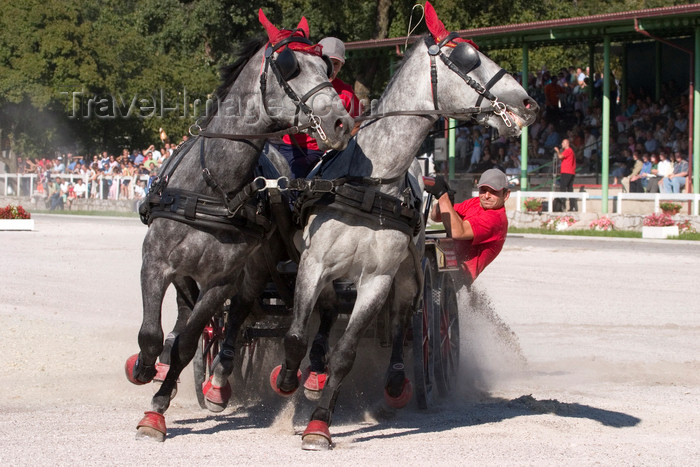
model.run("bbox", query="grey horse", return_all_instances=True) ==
[124,10,354,441]
[270,1,538,450]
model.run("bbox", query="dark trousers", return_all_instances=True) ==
[560,172,577,211]
[277,144,324,179]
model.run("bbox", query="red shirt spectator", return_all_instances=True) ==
[559,145,576,174]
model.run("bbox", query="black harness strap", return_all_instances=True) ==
[475,68,508,108]
[295,182,421,237]
[146,188,270,238]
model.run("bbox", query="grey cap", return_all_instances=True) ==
[477,169,508,191]
[319,37,345,64]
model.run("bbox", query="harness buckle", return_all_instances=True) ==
[310,178,334,193]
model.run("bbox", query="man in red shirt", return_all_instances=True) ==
[427,169,510,284]
[554,138,577,211]
[279,37,361,178]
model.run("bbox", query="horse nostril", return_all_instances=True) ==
[335,118,351,135]
[524,98,538,111]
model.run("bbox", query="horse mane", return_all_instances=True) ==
[381,36,424,99]
[196,36,267,128]
[214,36,267,103]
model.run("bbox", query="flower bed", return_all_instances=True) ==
[642,212,677,238]
[541,215,577,231]
[0,204,34,231]
[589,216,615,231]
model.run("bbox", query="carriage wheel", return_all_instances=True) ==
[193,312,226,409]
[412,258,436,410]
[432,272,460,397]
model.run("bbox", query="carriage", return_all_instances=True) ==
[191,202,463,412]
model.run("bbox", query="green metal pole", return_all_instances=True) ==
[602,36,611,214]
[588,43,595,104]
[694,27,700,195]
[448,118,456,180]
[521,42,529,190]
[621,43,628,109]
[655,42,662,101]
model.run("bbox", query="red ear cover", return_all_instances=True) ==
[424,1,449,43]
[296,17,309,38]
[424,1,479,49]
[258,9,281,44]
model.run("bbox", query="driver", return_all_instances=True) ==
[425,168,510,285]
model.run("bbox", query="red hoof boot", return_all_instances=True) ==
[153,362,169,383]
[302,368,327,401]
[135,411,166,442]
[384,378,413,409]
[269,365,301,397]
[125,354,148,385]
[302,420,332,451]
[202,376,232,412]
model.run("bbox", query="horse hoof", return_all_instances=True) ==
[125,354,151,385]
[202,377,231,413]
[302,368,327,401]
[302,420,332,451]
[135,411,166,442]
[384,378,413,409]
[269,365,301,397]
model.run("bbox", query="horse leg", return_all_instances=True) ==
[271,263,325,395]
[383,301,413,408]
[202,295,252,412]
[304,288,338,398]
[125,260,171,385]
[383,261,418,408]
[154,277,199,394]
[136,285,232,441]
[302,275,393,450]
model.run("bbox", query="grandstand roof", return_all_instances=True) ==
[345,3,700,51]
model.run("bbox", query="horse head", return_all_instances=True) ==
[423,1,538,137]
[257,9,354,150]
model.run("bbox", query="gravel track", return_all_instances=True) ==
[0,215,698,465]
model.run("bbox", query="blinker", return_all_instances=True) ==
[275,47,301,81]
[450,42,480,73]
[322,55,334,79]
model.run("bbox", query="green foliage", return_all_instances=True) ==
[0,0,689,158]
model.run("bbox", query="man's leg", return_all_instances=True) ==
[672,176,686,193]
[662,177,672,193]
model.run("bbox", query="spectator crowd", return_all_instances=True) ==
[451,64,692,193]
[14,136,190,210]
[11,63,695,208]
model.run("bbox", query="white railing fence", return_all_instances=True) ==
[1,173,150,201]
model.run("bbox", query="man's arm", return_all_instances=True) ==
[431,193,475,240]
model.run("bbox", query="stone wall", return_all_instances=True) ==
[0,195,138,213]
